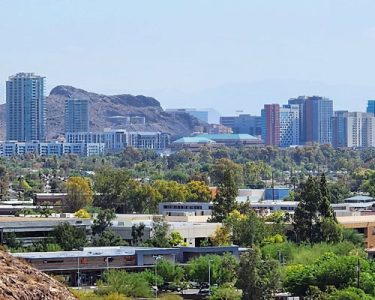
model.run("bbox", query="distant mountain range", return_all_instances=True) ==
[0,85,205,140]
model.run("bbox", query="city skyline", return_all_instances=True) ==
[3,1,375,115]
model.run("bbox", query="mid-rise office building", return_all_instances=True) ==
[332,111,348,148]
[279,104,300,147]
[220,114,261,136]
[303,96,333,144]
[65,129,170,153]
[346,112,375,147]
[166,108,209,123]
[261,104,280,146]
[332,111,375,148]
[6,73,46,142]
[288,96,307,143]
[64,99,89,133]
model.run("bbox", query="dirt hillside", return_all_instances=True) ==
[0,250,76,300]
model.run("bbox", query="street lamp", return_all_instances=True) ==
[153,255,163,297]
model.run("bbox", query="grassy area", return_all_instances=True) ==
[261,241,365,265]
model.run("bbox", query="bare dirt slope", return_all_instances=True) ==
[0,250,76,300]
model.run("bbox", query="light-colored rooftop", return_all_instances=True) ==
[194,134,259,141]
[337,215,375,224]
[12,246,178,259]
[173,137,216,144]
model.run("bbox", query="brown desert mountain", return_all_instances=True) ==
[0,85,204,140]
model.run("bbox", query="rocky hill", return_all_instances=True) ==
[0,249,76,299]
[46,86,203,139]
[0,86,204,140]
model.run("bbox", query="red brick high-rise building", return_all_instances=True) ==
[261,104,280,146]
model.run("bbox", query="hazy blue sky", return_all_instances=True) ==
[1,0,375,116]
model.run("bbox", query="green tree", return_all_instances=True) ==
[211,158,243,186]
[97,269,152,298]
[143,221,171,248]
[92,209,124,246]
[209,285,242,300]
[361,170,375,197]
[211,168,239,222]
[131,223,145,246]
[92,209,116,235]
[328,287,375,300]
[319,173,335,219]
[65,176,93,212]
[186,180,212,202]
[224,210,267,247]
[93,229,126,247]
[236,250,280,300]
[93,167,132,211]
[168,231,185,247]
[152,180,189,202]
[53,222,87,251]
[328,181,351,204]
[187,253,238,286]
[283,253,371,297]
[156,258,185,284]
[293,175,341,243]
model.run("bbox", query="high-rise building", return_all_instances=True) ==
[64,99,89,133]
[346,112,375,147]
[166,108,209,123]
[261,104,280,146]
[303,96,333,144]
[6,73,46,142]
[288,96,307,143]
[279,104,300,147]
[332,111,348,148]
[219,114,262,136]
[366,100,375,116]
[219,116,236,128]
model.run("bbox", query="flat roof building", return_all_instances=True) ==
[64,99,89,133]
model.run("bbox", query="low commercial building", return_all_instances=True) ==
[250,201,361,217]
[12,245,240,286]
[159,202,213,217]
[263,187,290,200]
[111,214,220,247]
[0,216,91,246]
[0,205,53,216]
[34,193,67,207]
[337,215,375,249]
[172,134,262,150]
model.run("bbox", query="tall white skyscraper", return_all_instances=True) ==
[6,73,46,142]
[279,104,300,147]
[346,112,375,147]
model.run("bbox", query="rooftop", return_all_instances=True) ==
[194,134,259,141]
[172,137,216,144]
[12,246,179,260]
[344,195,374,202]
[337,215,375,224]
